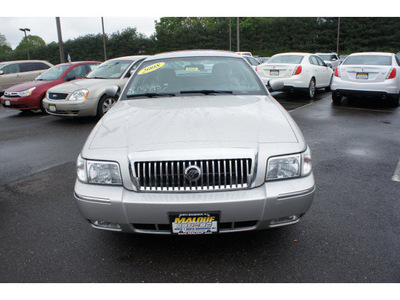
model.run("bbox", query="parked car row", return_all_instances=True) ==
[255,51,400,107]
[1,56,147,118]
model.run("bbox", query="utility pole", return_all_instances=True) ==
[236,17,240,52]
[56,17,65,63]
[19,28,30,60]
[101,17,107,61]
[336,17,341,55]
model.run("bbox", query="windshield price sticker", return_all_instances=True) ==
[138,62,165,75]
[170,212,219,235]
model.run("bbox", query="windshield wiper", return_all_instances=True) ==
[180,90,233,95]
[87,76,108,79]
[127,92,176,98]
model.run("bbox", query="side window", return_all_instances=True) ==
[86,64,98,72]
[36,62,51,70]
[316,56,327,66]
[247,57,260,66]
[395,56,400,67]
[19,62,35,72]
[2,64,20,74]
[309,56,318,65]
[72,65,88,78]
[126,59,145,77]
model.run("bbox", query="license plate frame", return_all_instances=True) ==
[49,104,57,112]
[356,72,368,79]
[169,211,220,235]
[270,70,279,76]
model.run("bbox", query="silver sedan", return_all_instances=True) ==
[74,50,315,235]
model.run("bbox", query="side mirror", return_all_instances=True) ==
[326,63,332,69]
[65,75,76,81]
[106,85,121,98]
[269,80,284,91]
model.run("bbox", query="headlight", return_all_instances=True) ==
[16,87,36,97]
[69,89,89,101]
[76,156,122,185]
[266,147,312,181]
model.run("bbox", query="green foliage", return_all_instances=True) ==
[1,18,400,64]
[15,35,46,52]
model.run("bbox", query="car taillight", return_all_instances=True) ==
[334,68,339,77]
[255,66,258,72]
[293,65,302,75]
[387,68,396,79]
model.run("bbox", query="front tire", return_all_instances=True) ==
[97,94,117,118]
[307,78,316,100]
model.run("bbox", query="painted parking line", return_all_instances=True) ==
[392,159,400,182]
[288,103,313,113]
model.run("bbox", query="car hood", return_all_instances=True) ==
[47,78,124,92]
[5,80,56,92]
[86,95,300,153]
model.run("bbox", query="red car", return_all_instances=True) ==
[0,61,100,112]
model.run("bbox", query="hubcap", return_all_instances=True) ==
[102,98,116,113]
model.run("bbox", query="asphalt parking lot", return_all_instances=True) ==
[0,90,399,283]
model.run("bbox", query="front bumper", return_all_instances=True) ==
[1,95,41,110]
[74,174,315,234]
[43,97,98,117]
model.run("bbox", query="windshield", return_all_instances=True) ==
[124,56,265,98]
[86,60,132,79]
[0,63,5,69]
[35,65,70,81]
[343,55,392,66]
[268,55,304,64]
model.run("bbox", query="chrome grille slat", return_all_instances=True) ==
[133,158,253,192]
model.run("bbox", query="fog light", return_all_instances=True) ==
[270,215,300,226]
[91,220,121,230]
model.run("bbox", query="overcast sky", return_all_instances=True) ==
[1,17,160,49]
[1,1,395,50]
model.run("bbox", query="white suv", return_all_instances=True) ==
[331,52,400,107]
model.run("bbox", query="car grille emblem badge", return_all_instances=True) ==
[185,165,202,182]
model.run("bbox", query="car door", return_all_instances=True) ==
[314,56,331,87]
[309,56,323,86]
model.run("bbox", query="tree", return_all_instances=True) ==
[14,35,46,52]
[0,33,12,56]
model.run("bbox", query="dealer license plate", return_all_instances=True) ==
[5,100,10,106]
[49,104,56,112]
[270,70,279,76]
[169,212,220,235]
[356,73,368,79]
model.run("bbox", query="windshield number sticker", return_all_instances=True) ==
[138,62,165,75]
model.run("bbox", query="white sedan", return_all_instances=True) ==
[331,52,400,107]
[257,52,333,99]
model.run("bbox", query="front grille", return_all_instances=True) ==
[48,92,69,100]
[132,158,253,192]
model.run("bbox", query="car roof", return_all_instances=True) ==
[107,55,149,62]
[272,52,311,56]
[0,60,51,65]
[57,61,101,67]
[348,52,393,56]
[145,50,239,61]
